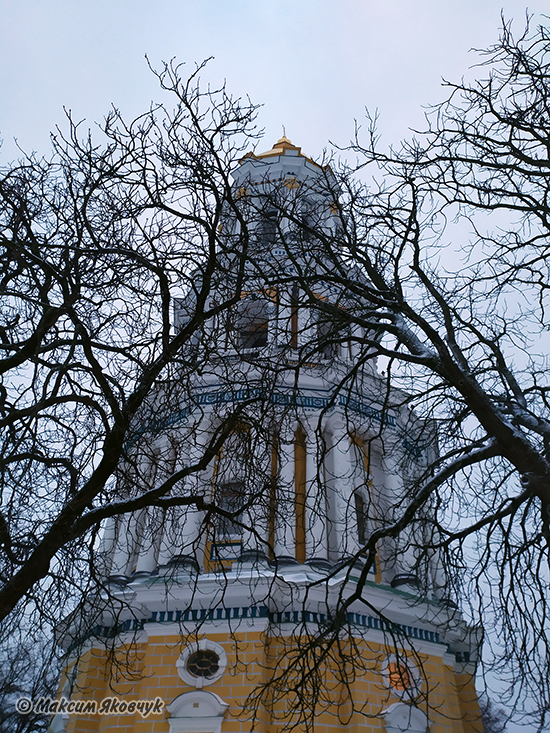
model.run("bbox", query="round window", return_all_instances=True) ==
[186,649,220,679]
[176,639,227,688]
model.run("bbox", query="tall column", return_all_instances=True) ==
[133,441,174,573]
[349,324,362,362]
[156,509,176,567]
[120,446,158,575]
[134,509,161,574]
[383,453,418,579]
[157,503,204,568]
[273,425,297,560]
[157,422,209,569]
[351,435,382,580]
[239,466,270,557]
[305,432,328,561]
[277,286,294,347]
[109,513,140,577]
[99,516,118,576]
[429,547,448,598]
[324,422,357,561]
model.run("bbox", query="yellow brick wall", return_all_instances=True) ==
[455,671,483,733]
[61,632,481,733]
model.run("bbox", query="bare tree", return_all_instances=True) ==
[269,15,550,729]
[0,63,272,628]
[0,631,60,733]
[3,18,550,732]
[479,696,507,733]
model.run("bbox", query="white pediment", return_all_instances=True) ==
[382,702,428,733]
[166,690,229,733]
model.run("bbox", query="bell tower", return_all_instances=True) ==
[52,138,483,733]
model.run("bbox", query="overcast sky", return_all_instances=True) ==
[1,1,549,165]
[1,1,547,728]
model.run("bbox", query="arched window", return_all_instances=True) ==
[232,294,272,350]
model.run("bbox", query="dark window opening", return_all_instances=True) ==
[234,295,271,350]
[354,491,367,545]
[259,210,277,244]
[240,319,268,349]
[318,321,338,359]
[217,482,245,536]
[291,285,299,349]
[301,213,314,243]
[186,650,220,678]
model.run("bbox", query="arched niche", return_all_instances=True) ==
[166,690,229,733]
[232,293,274,350]
[382,702,428,733]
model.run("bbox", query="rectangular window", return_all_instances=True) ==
[216,482,245,537]
[240,319,268,349]
[260,211,277,244]
[234,295,271,350]
[318,320,338,359]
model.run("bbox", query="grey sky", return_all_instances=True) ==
[1,1,548,163]
[1,2,547,729]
